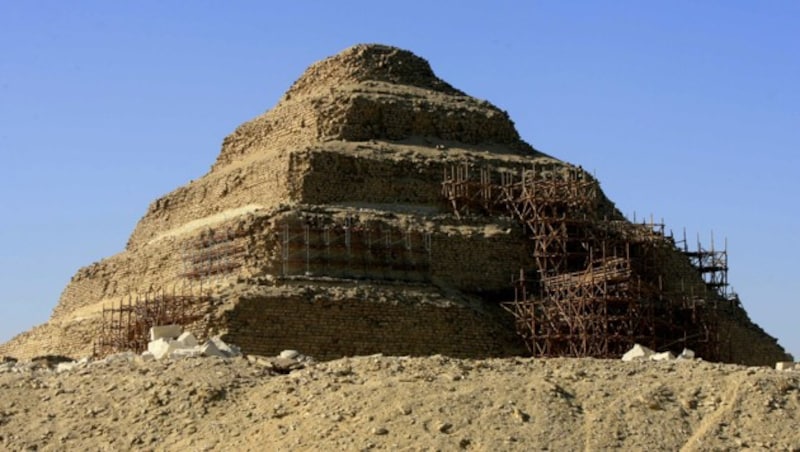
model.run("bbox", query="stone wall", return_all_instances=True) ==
[299,149,444,205]
[259,209,533,296]
[48,207,532,335]
[328,89,522,145]
[0,318,98,360]
[715,306,791,366]
[127,152,302,249]
[216,283,526,360]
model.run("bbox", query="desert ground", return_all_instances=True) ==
[1,352,799,451]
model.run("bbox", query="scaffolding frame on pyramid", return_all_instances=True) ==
[442,162,722,359]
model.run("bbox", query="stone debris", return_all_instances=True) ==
[651,351,676,361]
[149,325,182,341]
[147,338,181,360]
[176,331,198,347]
[622,344,697,362]
[246,350,314,373]
[279,349,301,360]
[621,344,655,361]
[144,329,241,361]
[0,334,245,373]
[775,361,798,371]
[208,336,241,357]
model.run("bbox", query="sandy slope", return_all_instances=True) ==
[1,354,799,451]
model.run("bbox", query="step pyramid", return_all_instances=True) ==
[0,45,788,365]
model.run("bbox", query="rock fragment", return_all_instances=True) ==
[621,344,655,361]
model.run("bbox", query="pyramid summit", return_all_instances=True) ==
[284,44,467,96]
[214,44,532,171]
[0,45,788,365]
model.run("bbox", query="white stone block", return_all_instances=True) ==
[775,361,797,371]
[279,350,300,360]
[201,341,228,358]
[622,344,655,361]
[148,338,180,360]
[650,351,676,361]
[149,325,182,341]
[679,348,696,360]
[176,331,198,347]
[209,336,241,357]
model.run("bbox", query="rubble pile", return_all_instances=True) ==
[143,325,241,360]
[621,344,697,362]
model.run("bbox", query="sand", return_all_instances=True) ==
[1,353,798,451]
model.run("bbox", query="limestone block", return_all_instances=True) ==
[679,348,696,360]
[650,351,676,361]
[149,325,182,341]
[775,361,797,371]
[140,351,155,362]
[622,344,655,361]
[209,336,241,357]
[201,341,227,358]
[148,338,180,360]
[279,350,300,360]
[176,332,198,347]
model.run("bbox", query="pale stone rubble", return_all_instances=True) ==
[621,343,698,362]
[0,326,314,375]
[621,344,800,371]
[3,340,796,375]
[144,325,241,360]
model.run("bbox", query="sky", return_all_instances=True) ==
[1,1,798,358]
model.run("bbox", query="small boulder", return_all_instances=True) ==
[201,340,228,358]
[679,348,696,360]
[176,331,198,347]
[271,357,304,373]
[650,351,676,361]
[622,344,655,361]
[279,350,301,360]
[209,336,241,357]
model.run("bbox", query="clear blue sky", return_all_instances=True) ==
[1,1,798,358]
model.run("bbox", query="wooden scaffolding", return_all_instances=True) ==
[442,163,720,359]
[94,289,212,357]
